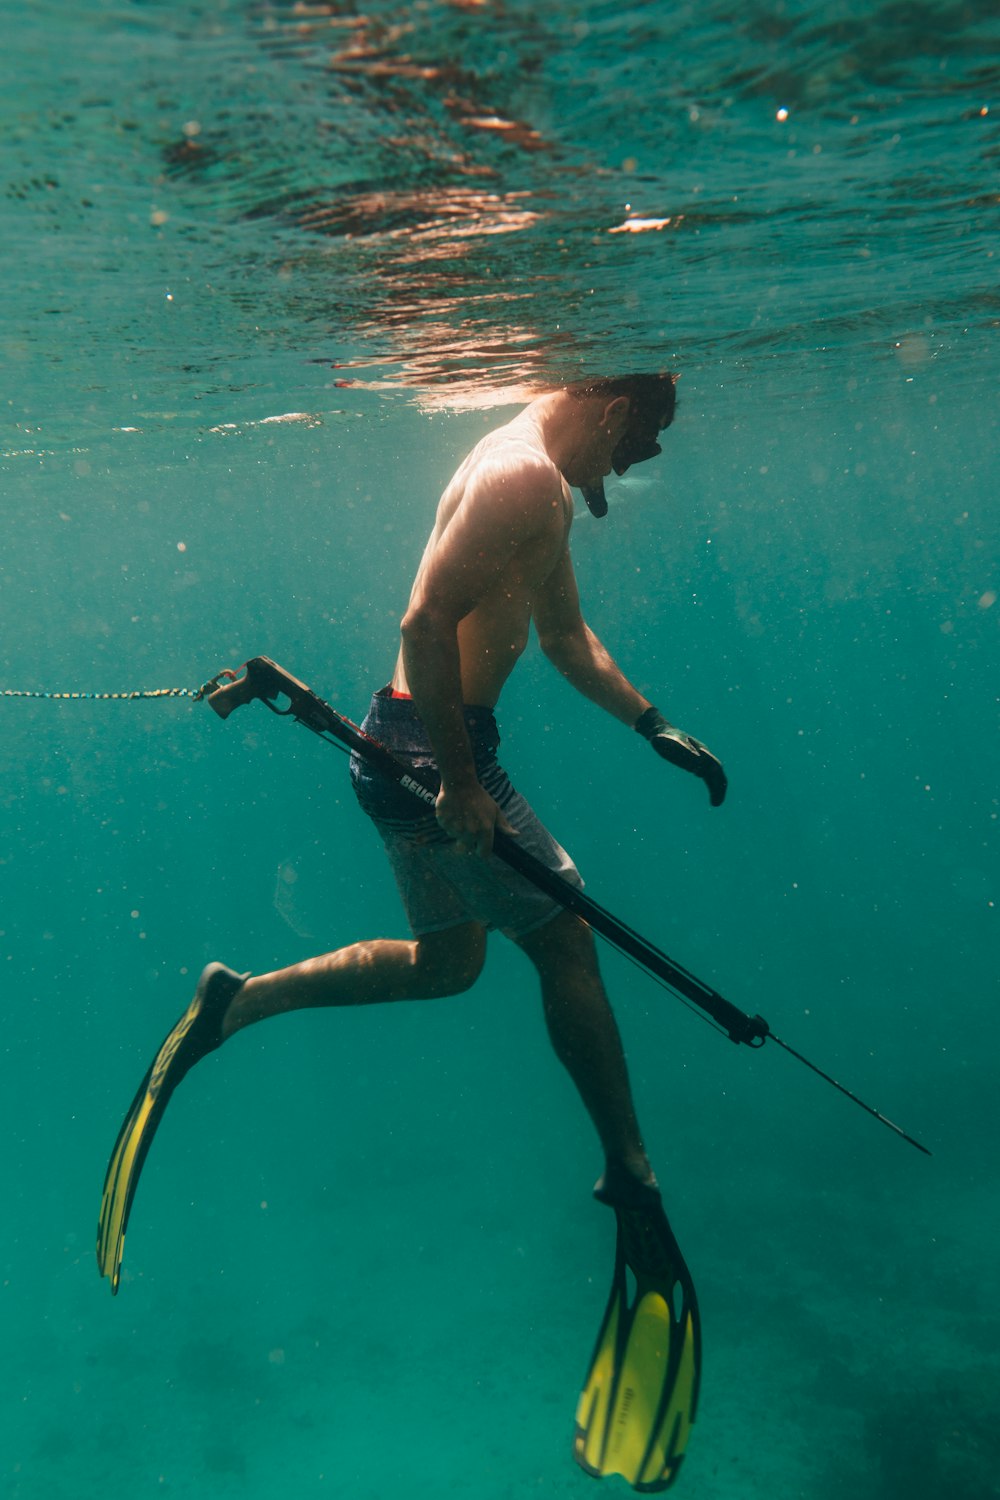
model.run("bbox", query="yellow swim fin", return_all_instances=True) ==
[573,1199,701,1491]
[96,963,247,1294]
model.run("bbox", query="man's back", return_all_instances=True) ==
[392,404,574,707]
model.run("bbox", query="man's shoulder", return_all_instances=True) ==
[470,428,567,507]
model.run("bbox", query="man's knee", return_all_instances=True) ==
[414,923,486,997]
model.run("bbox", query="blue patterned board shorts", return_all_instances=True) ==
[349,688,583,940]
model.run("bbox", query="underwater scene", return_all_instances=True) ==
[2,1,998,1497]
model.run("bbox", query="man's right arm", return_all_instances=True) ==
[400,459,559,852]
[400,602,502,855]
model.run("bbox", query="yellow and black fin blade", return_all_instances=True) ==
[96,964,247,1294]
[573,1200,701,1492]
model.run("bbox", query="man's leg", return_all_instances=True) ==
[516,909,657,1201]
[220,921,486,1040]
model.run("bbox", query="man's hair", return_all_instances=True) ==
[565,372,678,429]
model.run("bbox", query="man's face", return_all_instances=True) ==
[576,390,673,518]
[611,402,670,476]
[576,397,632,487]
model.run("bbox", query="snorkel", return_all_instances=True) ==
[578,372,677,518]
[581,483,611,518]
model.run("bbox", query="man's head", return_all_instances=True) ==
[565,372,678,517]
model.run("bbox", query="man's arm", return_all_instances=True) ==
[401,458,560,852]
[532,547,651,722]
[534,548,728,806]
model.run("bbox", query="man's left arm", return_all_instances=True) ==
[533,548,728,806]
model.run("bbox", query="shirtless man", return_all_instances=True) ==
[98,374,728,1294]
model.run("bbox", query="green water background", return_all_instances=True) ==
[4,373,997,1498]
[2,1,999,1496]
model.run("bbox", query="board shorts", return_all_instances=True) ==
[349,688,583,941]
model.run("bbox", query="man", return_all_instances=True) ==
[98,373,727,1294]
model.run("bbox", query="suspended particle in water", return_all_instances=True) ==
[274,859,314,938]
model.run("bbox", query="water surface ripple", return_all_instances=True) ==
[3,0,997,426]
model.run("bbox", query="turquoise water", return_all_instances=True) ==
[2,2,998,1497]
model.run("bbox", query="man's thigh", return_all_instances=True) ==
[514,908,599,980]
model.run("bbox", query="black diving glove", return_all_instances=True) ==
[635,706,728,807]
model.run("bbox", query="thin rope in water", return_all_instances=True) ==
[2,686,200,701]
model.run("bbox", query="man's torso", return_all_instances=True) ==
[392,411,572,706]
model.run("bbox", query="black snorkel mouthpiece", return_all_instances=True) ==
[581,483,609,518]
[578,430,662,518]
